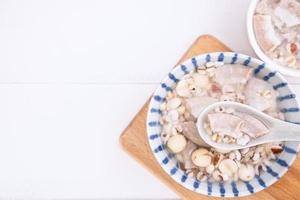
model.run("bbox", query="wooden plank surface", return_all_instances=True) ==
[119,35,300,200]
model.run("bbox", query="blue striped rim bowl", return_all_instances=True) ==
[146,52,300,197]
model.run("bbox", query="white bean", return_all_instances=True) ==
[238,164,255,181]
[192,148,211,167]
[167,134,187,153]
[235,150,242,161]
[218,159,238,177]
[166,110,179,122]
[167,98,181,110]
[206,164,215,174]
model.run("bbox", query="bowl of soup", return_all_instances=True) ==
[146,52,300,197]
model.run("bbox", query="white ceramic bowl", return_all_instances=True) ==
[247,0,300,77]
[146,52,300,197]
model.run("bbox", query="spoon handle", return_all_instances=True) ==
[272,120,300,141]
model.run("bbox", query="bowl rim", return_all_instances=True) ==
[146,52,300,197]
[246,0,300,77]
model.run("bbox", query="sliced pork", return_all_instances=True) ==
[235,112,270,138]
[206,108,270,146]
[185,96,218,118]
[181,121,209,147]
[208,113,244,139]
[244,77,277,112]
[214,64,252,86]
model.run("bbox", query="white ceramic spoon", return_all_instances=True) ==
[196,101,300,151]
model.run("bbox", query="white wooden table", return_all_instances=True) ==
[0,0,299,199]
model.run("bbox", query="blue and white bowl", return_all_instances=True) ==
[146,52,300,197]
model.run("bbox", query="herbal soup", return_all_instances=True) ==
[159,62,284,182]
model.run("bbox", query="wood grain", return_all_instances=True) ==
[119,35,300,200]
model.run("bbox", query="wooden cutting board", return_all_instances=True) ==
[119,35,300,200]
